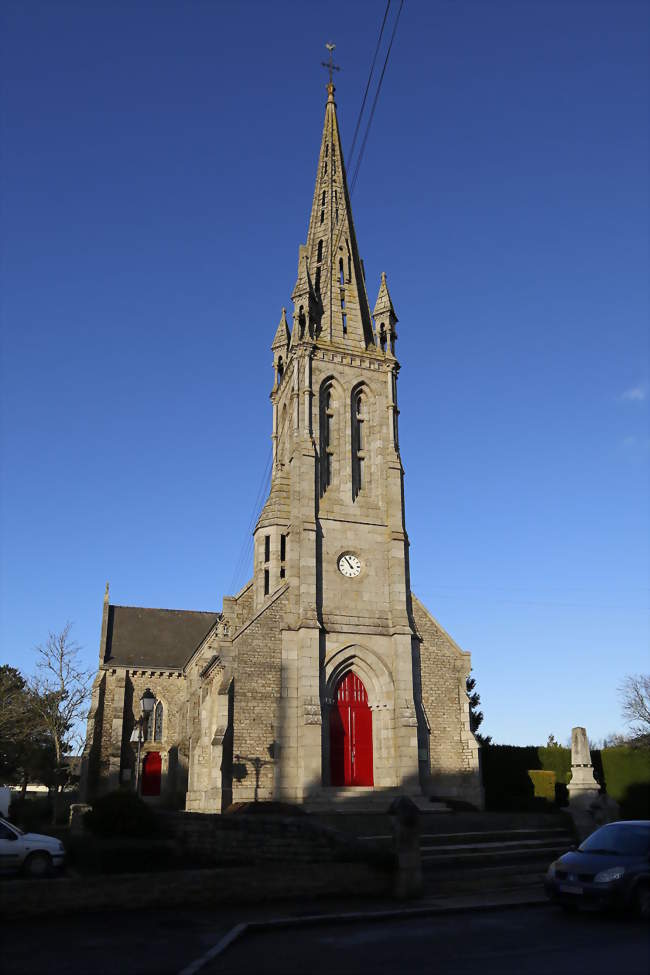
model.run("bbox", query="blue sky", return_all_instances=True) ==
[1,0,648,746]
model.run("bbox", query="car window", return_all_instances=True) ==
[0,819,23,835]
[0,823,18,840]
[579,823,650,856]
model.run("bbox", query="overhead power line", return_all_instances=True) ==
[349,0,405,197]
[347,0,392,165]
[319,0,405,299]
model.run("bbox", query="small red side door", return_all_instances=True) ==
[141,751,161,796]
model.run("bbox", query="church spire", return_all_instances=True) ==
[292,51,374,349]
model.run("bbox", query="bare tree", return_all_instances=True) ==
[619,673,650,744]
[30,623,91,821]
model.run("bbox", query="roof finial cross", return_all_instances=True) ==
[321,42,340,87]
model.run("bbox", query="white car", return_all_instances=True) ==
[0,816,66,877]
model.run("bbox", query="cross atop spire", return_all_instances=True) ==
[321,42,340,96]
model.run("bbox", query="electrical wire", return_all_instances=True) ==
[349,0,405,197]
[346,0,392,165]
[319,0,405,300]
[228,444,273,594]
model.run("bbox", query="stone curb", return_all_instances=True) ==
[178,892,549,974]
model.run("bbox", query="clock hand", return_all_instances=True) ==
[344,557,353,570]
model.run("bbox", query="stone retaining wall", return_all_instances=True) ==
[1,862,392,919]
[163,811,391,865]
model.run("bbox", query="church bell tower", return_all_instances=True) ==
[253,71,423,800]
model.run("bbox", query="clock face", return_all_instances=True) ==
[338,553,361,578]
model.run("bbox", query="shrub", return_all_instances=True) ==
[600,746,650,817]
[481,745,540,810]
[528,770,556,801]
[84,790,158,837]
[537,744,571,784]
[8,795,53,830]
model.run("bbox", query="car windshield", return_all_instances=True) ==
[1,819,23,836]
[579,823,650,857]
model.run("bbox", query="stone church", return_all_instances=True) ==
[80,79,482,812]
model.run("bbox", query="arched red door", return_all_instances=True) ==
[330,673,373,786]
[141,751,161,796]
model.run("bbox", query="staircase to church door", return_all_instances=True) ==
[330,673,373,786]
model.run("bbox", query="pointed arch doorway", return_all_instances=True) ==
[330,672,373,786]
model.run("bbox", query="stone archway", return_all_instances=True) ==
[324,644,396,788]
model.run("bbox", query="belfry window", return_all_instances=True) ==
[154,701,163,742]
[341,298,347,335]
[317,239,323,262]
[280,534,286,579]
[321,387,335,492]
[353,391,366,499]
[339,259,344,285]
[321,191,326,206]
[315,267,321,292]
[264,535,270,563]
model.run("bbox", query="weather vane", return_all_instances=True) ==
[321,42,340,86]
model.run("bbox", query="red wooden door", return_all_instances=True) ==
[330,673,373,786]
[141,751,161,796]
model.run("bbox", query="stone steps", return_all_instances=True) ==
[356,819,574,895]
[304,788,450,814]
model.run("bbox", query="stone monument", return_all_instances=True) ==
[567,727,599,800]
[567,726,619,840]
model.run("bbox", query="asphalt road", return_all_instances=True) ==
[2,905,648,975]
[212,906,649,975]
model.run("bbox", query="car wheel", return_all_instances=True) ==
[635,885,650,920]
[23,852,52,878]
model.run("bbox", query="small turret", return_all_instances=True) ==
[271,308,291,388]
[291,248,319,344]
[373,272,398,356]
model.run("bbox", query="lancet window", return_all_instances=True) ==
[321,385,335,493]
[154,701,163,742]
[352,390,366,499]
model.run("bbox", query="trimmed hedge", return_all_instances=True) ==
[528,770,556,801]
[481,745,538,810]
[537,745,571,784]
[600,747,650,818]
[482,743,650,813]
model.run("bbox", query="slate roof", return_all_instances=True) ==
[103,605,219,670]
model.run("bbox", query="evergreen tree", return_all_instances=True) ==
[466,671,491,745]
